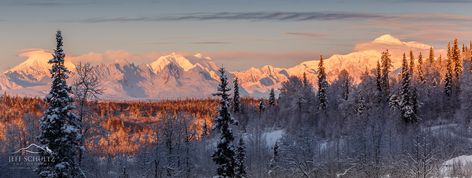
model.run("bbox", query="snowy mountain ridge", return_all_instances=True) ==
[0,34,435,100]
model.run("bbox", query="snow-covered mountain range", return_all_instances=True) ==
[0,34,436,100]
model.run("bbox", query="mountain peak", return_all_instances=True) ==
[373,34,402,44]
[150,53,195,72]
[194,53,212,60]
[8,49,75,74]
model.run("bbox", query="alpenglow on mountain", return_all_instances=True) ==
[0,34,435,100]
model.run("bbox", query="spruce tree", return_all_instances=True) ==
[410,87,419,121]
[272,142,279,163]
[302,72,309,88]
[268,88,276,106]
[259,98,265,113]
[400,53,410,99]
[297,96,303,112]
[338,69,351,101]
[447,42,452,62]
[376,60,382,93]
[445,53,454,97]
[400,53,416,123]
[233,77,241,113]
[452,38,462,88]
[302,71,312,107]
[317,55,328,111]
[429,47,434,65]
[380,50,392,96]
[409,50,415,77]
[37,31,83,178]
[212,67,237,177]
[235,138,247,178]
[418,52,425,83]
[469,41,472,72]
[427,47,435,84]
[470,43,472,72]
[438,54,443,67]
[268,141,279,177]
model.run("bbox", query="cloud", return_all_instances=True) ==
[72,11,389,23]
[67,50,166,64]
[1,0,108,7]
[161,12,388,21]
[399,30,472,44]
[402,0,472,3]
[192,41,230,45]
[285,32,324,38]
[399,13,472,22]
[68,11,472,29]
[362,13,472,45]
[21,1,67,6]
[17,48,52,59]
[206,50,322,70]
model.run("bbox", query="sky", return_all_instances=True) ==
[0,0,471,71]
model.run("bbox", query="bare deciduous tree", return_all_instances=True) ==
[72,62,103,165]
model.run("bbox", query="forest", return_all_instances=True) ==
[2,33,472,178]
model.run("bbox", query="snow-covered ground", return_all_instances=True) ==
[440,155,472,177]
[209,129,285,151]
[262,129,285,148]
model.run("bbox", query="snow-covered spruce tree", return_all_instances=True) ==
[258,98,265,113]
[318,55,328,111]
[426,47,438,85]
[429,47,434,65]
[458,70,472,127]
[212,67,237,177]
[376,60,382,93]
[36,31,83,178]
[411,87,419,120]
[452,38,463,95]
[233,77,241,113]
[301,71,313,109]
[409,50,415,76]
[438,54,443,67]
[453,38,463,81]
[338,69,352,101]
[380,50,392,96]
[235,138,247,178]
[470,42,472,72]
[445,46,454,97]
[267,141,279,177]
[303,72,309,88]
[418,52,425,84]
[268,88,276,106]
[400,53,416,123]
[470,41,472,69]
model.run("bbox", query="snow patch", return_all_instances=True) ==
[262,129,285,148]
[440,155,472,177]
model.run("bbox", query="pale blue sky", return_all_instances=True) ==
[0,0,471,71]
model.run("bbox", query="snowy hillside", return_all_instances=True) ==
[0,34,437,100]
